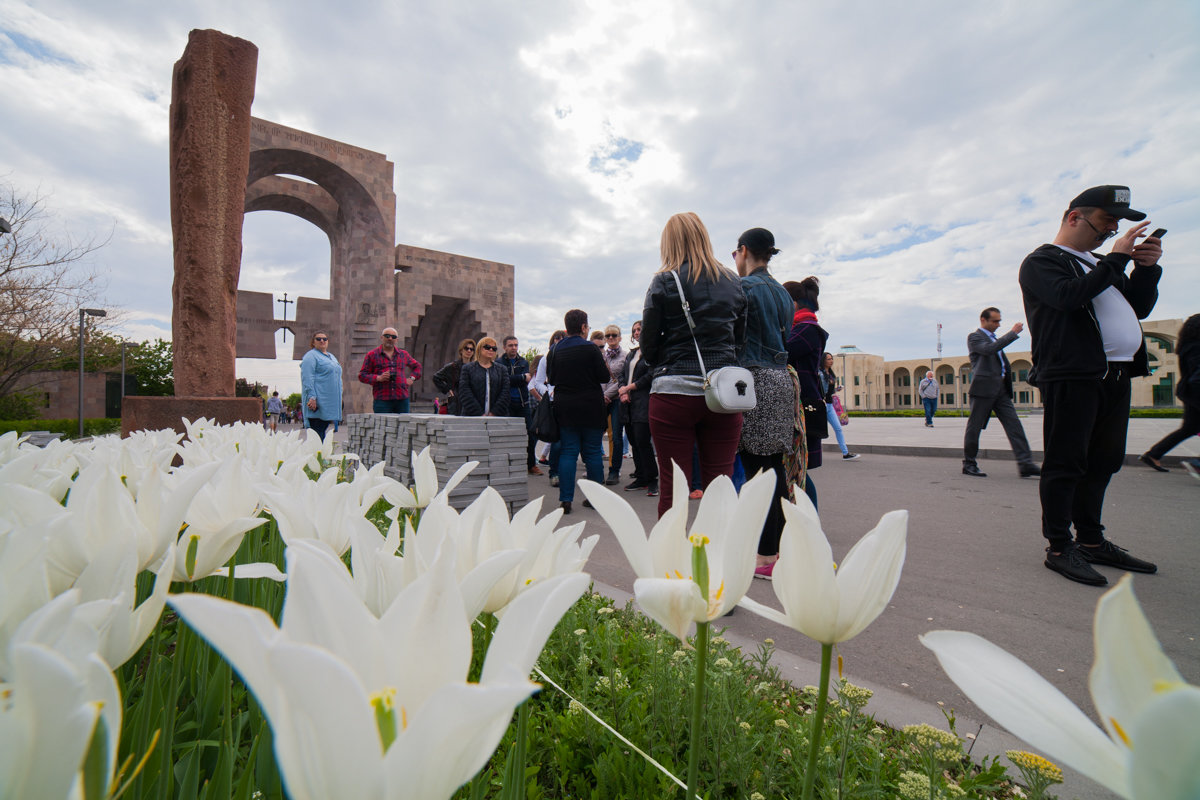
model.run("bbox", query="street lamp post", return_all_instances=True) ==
[78,308,107,438]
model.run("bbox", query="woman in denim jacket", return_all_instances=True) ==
[734,228,799,580]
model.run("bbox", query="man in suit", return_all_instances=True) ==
[962,307,1040,478]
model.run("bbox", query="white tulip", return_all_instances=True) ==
[579,463,774,642]
[739,493,908,644]
[922,575,1199,799]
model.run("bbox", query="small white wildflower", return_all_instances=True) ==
[574,628,587,636]
[714,657,733,669]
[596,606,615,615]
[567,699,584,716]
[739,721,752,732]
[774,718,790,729]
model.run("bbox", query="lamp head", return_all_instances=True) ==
[0,217,11,234]
[82,308,106,318]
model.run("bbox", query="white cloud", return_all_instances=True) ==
[0,0,1195,389]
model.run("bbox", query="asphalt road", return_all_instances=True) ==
[529,449,1199,800]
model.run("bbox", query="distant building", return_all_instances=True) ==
[831,318,1185,412]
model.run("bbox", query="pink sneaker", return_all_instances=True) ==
[753,561,775,580]
[689,489,704,500]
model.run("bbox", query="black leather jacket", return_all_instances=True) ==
[457,361,510,416]
[640,261,747,381]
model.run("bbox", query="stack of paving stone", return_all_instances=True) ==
[344,413,528,511]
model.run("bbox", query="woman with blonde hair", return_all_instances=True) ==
[432,338,476,414]
[458,336,509,416]
[640,212,748,516]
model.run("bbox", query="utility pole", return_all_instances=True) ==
[277,292,294,342]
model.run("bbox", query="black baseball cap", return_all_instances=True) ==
[737,227,780,255]
[1068,185,1146,221]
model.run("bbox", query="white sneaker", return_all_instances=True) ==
[842,453,861,460]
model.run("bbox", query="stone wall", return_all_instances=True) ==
[343,413,528,512]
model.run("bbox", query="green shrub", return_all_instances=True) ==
[0,391,41,420]
[0,417,121,439]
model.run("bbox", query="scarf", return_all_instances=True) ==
[793,308,818,325]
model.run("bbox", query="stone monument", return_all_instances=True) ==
[122,29,264,435]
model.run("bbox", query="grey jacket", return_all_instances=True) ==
[967,329,1019,398]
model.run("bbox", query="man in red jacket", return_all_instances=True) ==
[358,327,422,413]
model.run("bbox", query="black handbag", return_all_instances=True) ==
[532,394,559,443]
[802,395,828,441]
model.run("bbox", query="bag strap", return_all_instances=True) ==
[667,269,709,383]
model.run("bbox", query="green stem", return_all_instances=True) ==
[157,606,187,799]
[223,559,236,765]
[685,620,710,800]
[802,643,833,800]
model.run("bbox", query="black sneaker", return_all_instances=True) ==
[1044,546,1108,586]
[1078,540,1158,574]
[624,480,648,492]
[604,474,620,486]
[646,482,659,497]
[842,453,861,461]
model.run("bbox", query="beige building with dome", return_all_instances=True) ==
[830,318,1187,412]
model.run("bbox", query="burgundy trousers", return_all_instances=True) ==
[648,393,743,518]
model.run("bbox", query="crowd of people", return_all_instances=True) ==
[290,186,1183,590]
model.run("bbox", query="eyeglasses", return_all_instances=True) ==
[314,337,328,342]
[481,344,497,352]
[382,334,397,339]
[605,333,619,339]
[732,245,743,258]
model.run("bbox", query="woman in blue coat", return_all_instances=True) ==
[301,331,343,440]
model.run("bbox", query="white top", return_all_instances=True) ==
[1055,245,1143,361]
[529,355,553,398]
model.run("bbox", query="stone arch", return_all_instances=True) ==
[236,117,397,414]
[892,367,911,407]
[404,295,484,406]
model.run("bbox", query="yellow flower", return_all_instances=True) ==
[1006,750,1064,784]
[774,718,790,729]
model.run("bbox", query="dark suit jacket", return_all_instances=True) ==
[967,328,1019,398]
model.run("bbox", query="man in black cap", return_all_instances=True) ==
[1019,185,1163,586]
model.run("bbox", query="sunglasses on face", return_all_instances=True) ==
[462,347,475,353]
[605,333,619,339]
[481,345,497,352]
[382,334,397,339]
[314,337,328,342]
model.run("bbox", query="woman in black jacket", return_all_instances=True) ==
[1140,313,1200,471]
[640,212,747,517]
[784,278,827,511]
[432,339,475,414]
[458,337,509,416]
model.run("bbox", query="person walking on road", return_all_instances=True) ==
[918,370,938,427]
[547,309,609,514]
[1140,313,1200,472]
[1019,184,1163,586]
[961,307,1040,479]
[821,353,859,460]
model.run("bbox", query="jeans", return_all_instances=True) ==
[307,418,331,440]
[606,401,624,477]
[825,403,849,456]
[922,397,937,424]
[548,440,562,478]
[649,394,743,518]
[557,425,604,503]
[374,398,410,414]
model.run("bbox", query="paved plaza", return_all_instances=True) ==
[331,416,1198,799]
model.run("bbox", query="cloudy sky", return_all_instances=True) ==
[2,0,1197,394]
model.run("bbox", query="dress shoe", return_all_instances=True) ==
[582,499,594,509]
[1078,539,1157,574]
[560,501,571,515]
[604,474,620,486]
[1018,464,1041,478]
[962,464,987,477]
[1138,453,1169,473]
[528,465,543,476]
[1044,545,1107,586]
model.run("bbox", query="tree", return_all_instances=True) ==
[0,181,109,404]
[127,338,174,396]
